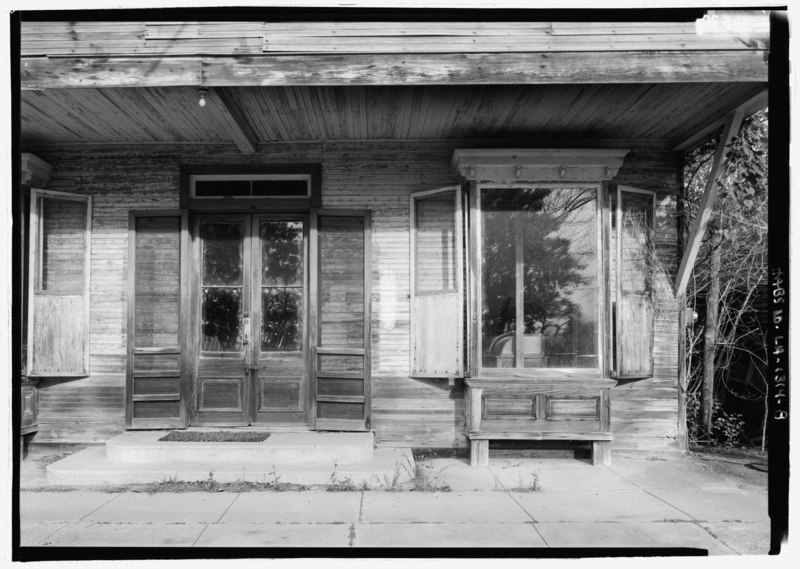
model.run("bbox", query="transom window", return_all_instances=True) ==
[191,174,311,199]
[478,185,601,371]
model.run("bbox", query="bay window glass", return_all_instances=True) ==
[480,187,599,370]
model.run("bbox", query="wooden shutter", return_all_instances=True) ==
[410,186,464,377]
[126,211,189,428]
[27,189,91,377]
[614,186,655,379]
[310,210,371,431]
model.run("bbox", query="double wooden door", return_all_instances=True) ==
[193,214,308,426]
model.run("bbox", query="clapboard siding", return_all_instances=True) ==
[28,141,679,449]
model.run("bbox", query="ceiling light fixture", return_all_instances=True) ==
[198,87,209,108]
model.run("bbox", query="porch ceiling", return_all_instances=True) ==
[20,82,765,149]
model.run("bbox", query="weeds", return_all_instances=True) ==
[132,467,307,493]
[509,469,542,492]
[268,465,288,492]
[327,461,357,492]
[370,459,407,491]
[411,459,450,492]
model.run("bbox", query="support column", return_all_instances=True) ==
[471,440,489,467]
[592,441,611,466]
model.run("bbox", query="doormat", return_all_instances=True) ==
[158,431,271,443]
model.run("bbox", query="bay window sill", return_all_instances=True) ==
[470,368,610,381]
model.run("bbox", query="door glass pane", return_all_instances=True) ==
[200,220,244,353]
[201,288,242,352]
[481,187,598,369]
[261,289,303,351]
[201,222,243,286]
[260,220,304,352]
[260,221,303,286]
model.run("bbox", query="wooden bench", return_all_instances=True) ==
[464,377,615,466]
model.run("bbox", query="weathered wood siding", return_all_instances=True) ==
[27,141,679,451]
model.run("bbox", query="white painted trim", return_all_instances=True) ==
[452,148,629,183]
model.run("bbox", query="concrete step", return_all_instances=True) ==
[106,431,375,464]
[47,445,415,487]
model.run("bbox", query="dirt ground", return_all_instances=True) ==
[687,445,769,491]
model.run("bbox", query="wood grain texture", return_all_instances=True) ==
[20,50,767,93]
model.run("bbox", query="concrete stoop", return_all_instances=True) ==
[46,431,415,487]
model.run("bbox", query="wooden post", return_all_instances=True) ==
[592,441,611,466]
[468,385,487,466]
[676,293,688,451]
[471,440,489,467]
[514,217,525,368]
[470,386,483,434]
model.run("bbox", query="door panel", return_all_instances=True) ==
[311,211,371,431]
[252,216,308,424]
[194,216,251,426]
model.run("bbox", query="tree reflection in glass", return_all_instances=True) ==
[201,222,244,352]
[481,188,598,369]
[260,221,304,351]
[202,288,242,352]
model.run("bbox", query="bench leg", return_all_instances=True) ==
[592,441,611,466]
[470,440,489,467]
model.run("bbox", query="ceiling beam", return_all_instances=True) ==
[20,50,768,90]
[203,87,258,154]
[672,89,768,151]
[674,108,745,298]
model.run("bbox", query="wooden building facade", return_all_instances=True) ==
[17,10,771,463]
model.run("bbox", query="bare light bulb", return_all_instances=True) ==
[198,88,208,107]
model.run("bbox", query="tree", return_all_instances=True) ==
[683,108,769,448]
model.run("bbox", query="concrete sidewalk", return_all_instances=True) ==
[19,454,769,553]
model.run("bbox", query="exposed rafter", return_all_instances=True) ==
[674,109,745,297]
[203,87,258,155]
